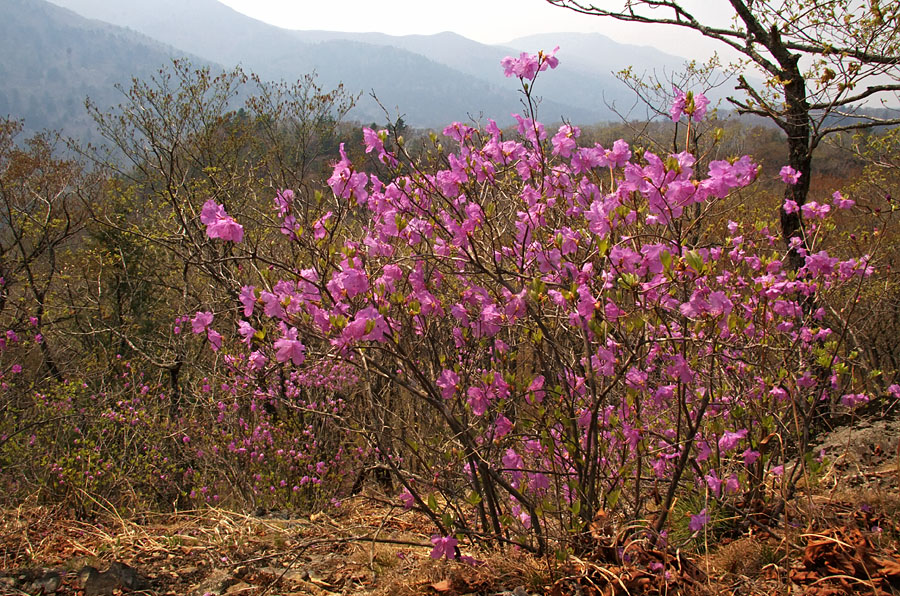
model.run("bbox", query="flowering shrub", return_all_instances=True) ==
[186,50,876,554]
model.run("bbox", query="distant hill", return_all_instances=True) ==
[0,0,210,141]
[4,0,742,142]
[44,0,708,127]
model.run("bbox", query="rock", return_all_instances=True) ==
[107,561,148,590]
[259,566,309,583]
[78,563,149,596]
[191,568,238,596]
[15,569,63,594]
[78,566,121,596]
[29,570,62,594]
[225,580,252,594]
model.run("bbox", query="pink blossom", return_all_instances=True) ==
[207,329,222,352]
[200,199,244,242]
[399,489,414,509]
[743,449,760,465]
[801,201,831,220]
[841,393,869,407]
[725,474,741,494]
[467,385,490,416]
[274,327,306,365]
[670,89,687,122]
[689,508,710,532]
[274,189,294,216]
[313,211,332,241]
[527,375,545,403]
[780,165,801,185]
[239,286,256,317]
[670,88,709,122]
[327,268,369,300]
[551,124,580,157]
[237,320,256,345]
[328,143,369,204]
[249,351,267,370]
[436,369,459,399]
[429,535,458,560]
[501,46,560,79]
[191,311,213,334]
[705,470,723,497]
[494,414,513,438]
[341,306,388,343]
[718,429,747,452]
[832,191,855,210]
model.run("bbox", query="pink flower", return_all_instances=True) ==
[832,191,855,210]
[779,165,801,185]
[191,311,213,334]
[693,92,710,120]
[200,199,244,242]
[494,414,513,438]
[743,449,760,465]
[249,350,267,370]
[436,369,459,399]
[466,385,490,416]
[274,327,306,365]
[207,329,222,352]
[341,306,388,343]
[670,88,687,122]
[327,268,369,300]
[689,508,710,532]
[500,46,560,79]
[725,474,741,495]
[429,535,458,560]
[274,189,294,217]
[527,375,545,403]
[237,320,256,345]
[551,124,580,157]
[670,88,709,122]
[399,490,414,509]
[841,393,869,407]
[312,211,332,241]
[328,143,369,204]
[801,200,830,219]
[718,429,747,453]
[239,286,256,317]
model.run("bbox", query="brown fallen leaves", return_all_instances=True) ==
[790,526,900,595]
[549,510,708,596]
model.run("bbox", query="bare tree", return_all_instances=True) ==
[547,0,900,264]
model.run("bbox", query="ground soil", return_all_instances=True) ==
[2,413,900,596]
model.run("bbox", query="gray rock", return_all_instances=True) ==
[191,568,238,596]
[22,569,62,594]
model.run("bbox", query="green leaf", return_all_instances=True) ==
[684,250,704,272]
[660,250,672,272]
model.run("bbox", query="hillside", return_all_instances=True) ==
[0,0,209,140]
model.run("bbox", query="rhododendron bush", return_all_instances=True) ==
[0,51,884,555]
[186,51,876,554]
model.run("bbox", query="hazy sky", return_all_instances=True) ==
[216,0,737,61]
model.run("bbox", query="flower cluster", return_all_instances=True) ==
[501,46,560,80]
[201,199,244,242]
